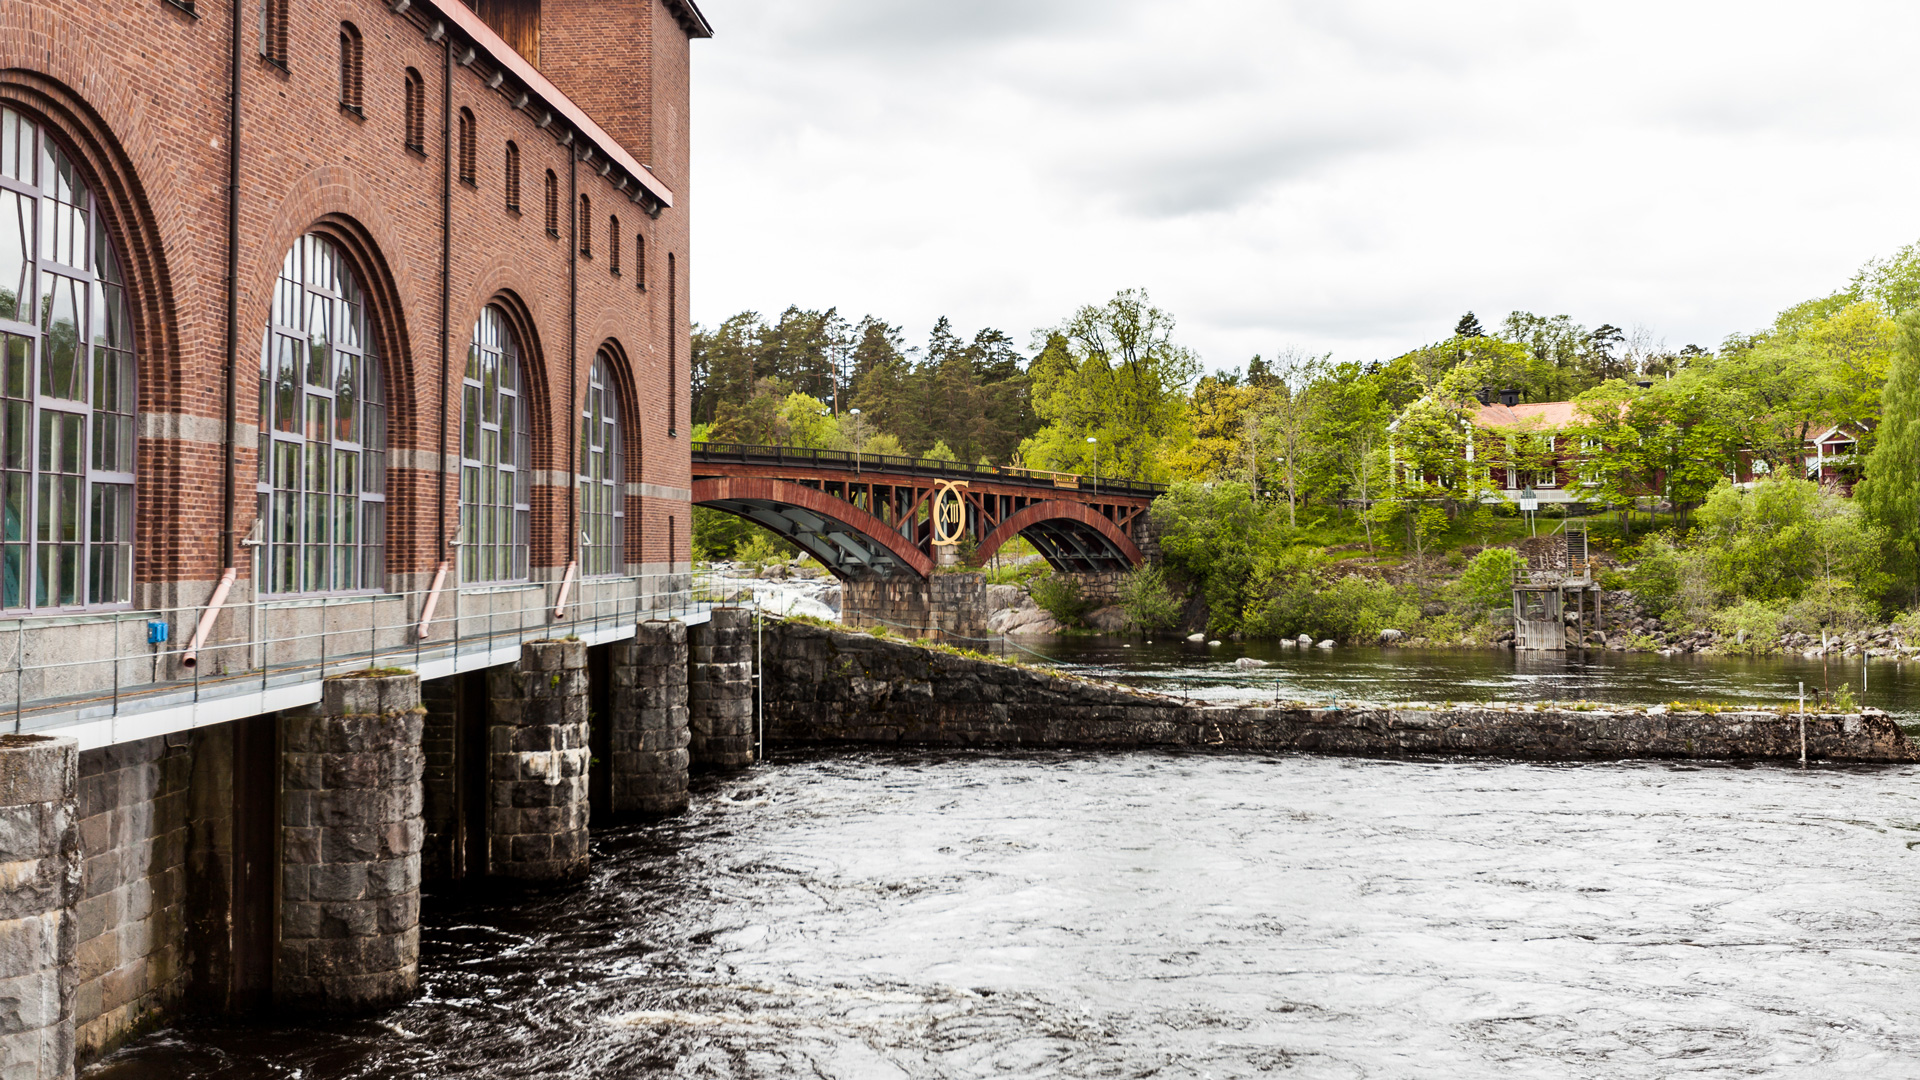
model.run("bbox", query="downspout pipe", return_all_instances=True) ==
[182,567,238,670]
[568,146,579,580]
[220,0,241,570]
[438,28,452,565]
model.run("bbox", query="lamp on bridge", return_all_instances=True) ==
[1519,485,1538,537]
[849,408,863,472]
[1086,435,1098,494]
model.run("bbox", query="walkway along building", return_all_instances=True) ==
[0,1,731,1073]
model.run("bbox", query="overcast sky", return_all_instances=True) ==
[688,0,1920,372]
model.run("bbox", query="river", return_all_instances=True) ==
[89,645,1920,1079]
[1014,637,1920,728]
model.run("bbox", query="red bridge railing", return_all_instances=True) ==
[691,441,1168,499]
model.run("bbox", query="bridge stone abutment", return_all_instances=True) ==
[487,643,592,885]
[276,674,424,1013]
[689,610,755,770]
[608,622,692,814]
[841,574,988,641]
[0,735,80,1080]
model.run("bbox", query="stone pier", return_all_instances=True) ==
[609,621,691,815]
[689,609,754,770]
[487,641,591,883]
[276,674,425,1012]
[840,573,987,640]
[0,735,79,1080]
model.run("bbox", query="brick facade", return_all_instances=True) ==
[0,0,699,607]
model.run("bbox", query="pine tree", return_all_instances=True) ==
[1455,312,1485,338]
[1858,313,1920,603]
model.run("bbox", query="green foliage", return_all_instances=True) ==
[1454,547,1524,616]
[1118,565,1183,633]
[1858,311,1920,602]
[735,531,793,572]
[1251,572,1414,643]
[1021,290,1200,481]
[1712,599,1785,654]
[1027,572,1093,627]
[1151,481,1282,635]
[1693,477,1886,607]
[692,506,761,561]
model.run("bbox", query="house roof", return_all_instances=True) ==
[1470,400,1581,429]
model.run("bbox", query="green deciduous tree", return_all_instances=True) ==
[1021,289,1200,481]
[1858,312,1920,603]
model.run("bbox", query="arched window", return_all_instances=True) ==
[578,194,591,257]
[543,170,558,237]
[457,109,476,185]
[404,70,425,154]
[580,352,623,576]
[461,307,529,582]
[338,24,364,113]
[635,233,646,291]
[504,142,520,212]
[260,0,289,68]
[256,234,388,595]
[0,109,135,610]
[608,216,620,276]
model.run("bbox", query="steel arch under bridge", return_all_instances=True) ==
[691,442,1163,581]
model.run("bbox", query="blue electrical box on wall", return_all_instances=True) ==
[147,622,169,645]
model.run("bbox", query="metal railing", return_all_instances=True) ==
[3,569,719,745]
[692,441,1168,499]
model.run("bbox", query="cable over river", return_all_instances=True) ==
[94,746,1920,1078]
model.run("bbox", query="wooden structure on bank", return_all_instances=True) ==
[1511,526,1601,651]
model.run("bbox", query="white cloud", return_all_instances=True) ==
[689,0,1920,371]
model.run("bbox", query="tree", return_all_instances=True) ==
[1021,289,1200,481]
[1455,312,1485,338]
[1858,312,1920,603]
[1260,348,1331,527]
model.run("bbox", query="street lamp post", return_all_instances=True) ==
[850,408,863,472]
[1086,435,1098,494]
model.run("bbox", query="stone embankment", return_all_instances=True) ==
[761,621,1916,763]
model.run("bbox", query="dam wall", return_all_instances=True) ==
[759,621,1917,763]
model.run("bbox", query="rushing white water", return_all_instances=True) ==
[701,563,840,621]
[94,750,1920,1079]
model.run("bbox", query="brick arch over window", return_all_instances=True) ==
[0,75,183,598]
[457,289,561,577]
[590,337,642,565]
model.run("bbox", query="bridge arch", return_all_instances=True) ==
[974,500,1144,574]
[691,477,935,580]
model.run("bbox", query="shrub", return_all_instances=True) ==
[1118,565,1183,633]
[1453,547,1523,620]
[1713,599,1785,654]
[735,531,790,573]
[1027,572,1093,627]
[1250,572,1410,642]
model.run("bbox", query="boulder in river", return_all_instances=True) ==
[1379,628,1404,643]
[1188,633,1207,642]
[1234,657,1269,669]
[1087,606,1130,634]
[1316,640,1336,649]
[1296,634,1312,645]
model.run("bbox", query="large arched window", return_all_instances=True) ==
[256,234,387,595]
[0,109,135,611]
[461,306,529,582]
[579,351,623,576]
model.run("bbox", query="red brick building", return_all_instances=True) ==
[0,1,719,1068]
[1,0,705,617]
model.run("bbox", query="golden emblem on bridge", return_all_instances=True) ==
[930,480,969,547]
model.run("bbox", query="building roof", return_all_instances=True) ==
[669,0,716,39]
[423,0,683,209]
[1470,400,1582,429]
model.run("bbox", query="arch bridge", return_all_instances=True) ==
[692,442,1163,581]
